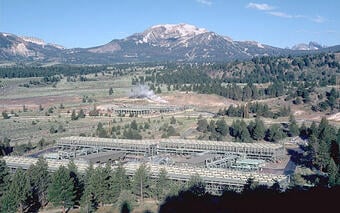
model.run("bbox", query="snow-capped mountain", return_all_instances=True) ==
[291,41,325,51]
[135,23,208,46]
[0,24,339,63]
[85,23,288,62]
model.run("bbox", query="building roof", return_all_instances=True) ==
[77,151,125,163]
[58,136,158,146]
[176,154,220,165]
[58,137,283,150]
[159,139,283,150]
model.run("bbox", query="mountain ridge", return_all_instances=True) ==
[1,24,340,63]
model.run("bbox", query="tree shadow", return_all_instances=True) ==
[120,201,131,213]
[159,185,340,213]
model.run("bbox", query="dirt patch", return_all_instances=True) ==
[1,95,81,110]
[293,110,305,116]
[162,92,237,108]
[97,93,238,112]
[328,112,340,122]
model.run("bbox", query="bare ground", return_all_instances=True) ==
[1,95,81,111]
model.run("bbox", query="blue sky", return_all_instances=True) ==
[1,0,339,48]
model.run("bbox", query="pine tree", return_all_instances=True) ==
[239,120,251,142]
[111,163,130,202]
[71,109,78,120]
[2,111,10,119]
[39,104,44,111]
[153,168,169,201]
[288,114,299,137]
[27,157,50,208]
[241,104,249,118]
[130,120,138,130]
[318,117,336,144]
[230,120,240,138]
[78,109,86,118]
[98,164,113,205]
[318,117,329,137]
[67,160,83,206]
[309,121,318,137]
[252,117,265,140]
[267,124,285,142]
[109,87,114,95]
[187,173,206,196]
[0,137,11,156]
[308,134,318,162]
[1,168,31,213]
[96,122,108,138]
[207,120,216,133]
[116,190,135,213]
[156,86,162,94]
[170,116,177,124]
[80,164,98,212]
[230,119,251,142]
[197,118,208,132]
[216,118,228,136]
[314,140,330,171]
[248,120,256,136]
[82,164,113,208]
[0,160,10,196]
[132,164,150,203]
[0,190,17,213]
[299,122,308,139]
[327,158,338,186]
[48,166,75,213]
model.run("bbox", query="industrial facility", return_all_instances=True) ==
[3,136,290,195]
[113,105,189,115]
[3,156,288,195]
[56,136,285,161]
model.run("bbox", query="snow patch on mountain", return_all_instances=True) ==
[241,40,264,48]
[49,43,65,49]
[21,36,46,46]
[138,23,208,46]
[223,36,234,43]
[20,36,65,49]
[1,33,12,37]
[150,23,207,37]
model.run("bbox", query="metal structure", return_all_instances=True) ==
[3,156,289,195]
[231,159,266,171]
[205,155,239,169]
[3,156,89,173]
[57,137,285,161]
[114,105,186,115]
[124,162,288,194]
[158,139,284,161]
[77,151,125,164]
[173,153,266,172]
[57,136,158,157]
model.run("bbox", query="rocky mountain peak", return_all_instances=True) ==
[133,23,209,46]
[149,23,208,37]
